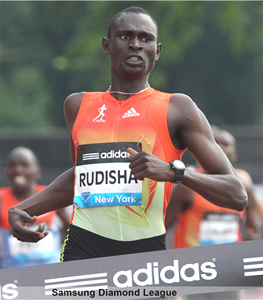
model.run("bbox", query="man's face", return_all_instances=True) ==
[104,12,161,80]
[6,151,40,192]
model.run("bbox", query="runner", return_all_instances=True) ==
[0,147,69,268]
[8,7,247,261]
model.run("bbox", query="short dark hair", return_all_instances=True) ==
[107,6,158,39]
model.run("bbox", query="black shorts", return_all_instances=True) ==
[60,224,166,262]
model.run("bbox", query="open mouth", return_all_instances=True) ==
[13,175,27,185]
[129,56,140,62]
[125,56,144,66]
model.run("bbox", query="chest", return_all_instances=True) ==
[76,97,157,150]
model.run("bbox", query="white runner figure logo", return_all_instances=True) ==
[93,104,107,122]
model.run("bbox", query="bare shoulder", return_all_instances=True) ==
[168,93,206,131]
[64,92,85,112]
[169,93,195,111]
[168,93,213,149]
[170,93,197,108]
[64,92,86,130]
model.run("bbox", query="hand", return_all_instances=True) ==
[8,207,49,242]
[128,147,174,182]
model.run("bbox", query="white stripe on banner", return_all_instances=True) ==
[45,278,108,290]
[44,272,108,295]
[243,256,263,263]
[244,263,263,269]
[45,272,107,283]
[244,271,263,277]
[243,256,263,277]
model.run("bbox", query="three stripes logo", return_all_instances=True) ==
[83,153,100,161]
[122,108,140,119]
[45,272,108,296]
[243,256,263,277]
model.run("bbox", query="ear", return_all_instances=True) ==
[102,37,110,55]
[155,43,162,61]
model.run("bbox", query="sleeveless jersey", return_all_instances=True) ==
[71,87,186,242]
[0,186,60,269]
[173,168,244,249]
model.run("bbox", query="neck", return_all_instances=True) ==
[108,81,150,101]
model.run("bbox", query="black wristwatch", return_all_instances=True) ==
[169,160,185,183]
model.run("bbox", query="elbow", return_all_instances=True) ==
[236,192,248,211]
[235,182,248,212]
[225,175,248,212]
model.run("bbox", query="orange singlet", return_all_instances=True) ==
[70,87,186,242]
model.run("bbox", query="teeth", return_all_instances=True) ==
[14,175,27,185]
[129,57,139,62]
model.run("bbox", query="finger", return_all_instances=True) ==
[28,216,38,225]
[128,147,138,155]
[13,210,35,225]
[37,222,46,233]
[36,231,49,239]
[13,228,48,242]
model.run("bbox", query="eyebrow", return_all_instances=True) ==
[117,29,156,39]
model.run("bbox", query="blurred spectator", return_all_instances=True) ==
[0,147,69,269]
[165,127,261,300]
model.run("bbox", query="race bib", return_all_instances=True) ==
[199,212,239,245]
[74,142,142,208]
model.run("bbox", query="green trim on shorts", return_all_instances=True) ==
[60,228,70,262]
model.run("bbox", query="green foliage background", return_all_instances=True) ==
[1,1,262,130]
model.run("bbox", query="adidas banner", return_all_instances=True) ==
[0,239,262,300]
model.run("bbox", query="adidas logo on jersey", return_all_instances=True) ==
[122,108,140,119]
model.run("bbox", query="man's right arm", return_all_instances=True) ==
[8,168,74,242]
[8,92,84,243]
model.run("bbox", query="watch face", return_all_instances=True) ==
[173,160,185,170]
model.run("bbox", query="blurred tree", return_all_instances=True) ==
[0,1,262,129]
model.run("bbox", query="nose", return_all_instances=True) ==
[129,37,143,51]
[13,163,24,175]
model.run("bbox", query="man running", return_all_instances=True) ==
[8,7,247,261]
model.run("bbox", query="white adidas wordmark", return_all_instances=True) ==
[122,107,140,119]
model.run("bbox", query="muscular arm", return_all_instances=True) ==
[173,95,247,211]
[8,92,84,242]
[129,94,247,211]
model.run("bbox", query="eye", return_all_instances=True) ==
[141,36,151,42]
[120,35,129,40]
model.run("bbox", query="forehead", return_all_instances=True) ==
[8,150,36,166]
[111,12,157,37]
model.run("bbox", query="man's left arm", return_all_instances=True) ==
[170,93,248,211]
[128,93,248,211]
